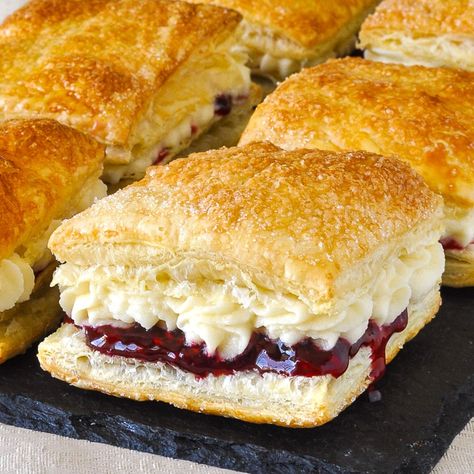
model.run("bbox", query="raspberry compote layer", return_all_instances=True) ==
[67,309,408,382]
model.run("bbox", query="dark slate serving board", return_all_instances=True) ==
[0,287,472,474]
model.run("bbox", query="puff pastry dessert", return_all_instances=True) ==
[241,58,474,287]
[39,142,444,427]
[358,0,474,71]
[0,119,106,364]
[186,0,380,80]
[0,0,252,184]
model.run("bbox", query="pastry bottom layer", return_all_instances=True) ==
[37,287,440,427]
[0,264,62,364]
[443,252,474,287]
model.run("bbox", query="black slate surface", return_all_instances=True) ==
[0,287,472,474]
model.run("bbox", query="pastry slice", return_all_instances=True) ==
[241,58,474,287]
[358,0,474,71]
[186,0,380,80]
[39,142,444,427]
[0,119,106,364]
[0,0,252,184]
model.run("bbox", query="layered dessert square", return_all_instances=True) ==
[0,0,253,183]
[39,142,444,426]
[0,119,106,363]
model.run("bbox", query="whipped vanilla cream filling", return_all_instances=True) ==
[103,92,248,183]
[364,35,474,70]
[54,242,444,360]
[243,48,330,81]
[235,36,355,80]
[442,206,474,249]
[0,178,107,313]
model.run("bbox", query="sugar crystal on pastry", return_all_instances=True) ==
[39,143,444,427]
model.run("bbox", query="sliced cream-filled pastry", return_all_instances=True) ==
[39,142,444,427]
[359,0,474,71]
[0,119,106,364]
[241,58,474,287]
[0,0,252,184]
[186,0,380,80]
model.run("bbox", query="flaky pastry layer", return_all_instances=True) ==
[0,175,106,313]
[49,143,443,306]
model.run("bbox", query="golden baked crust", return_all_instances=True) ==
[49,142,442,301]
[37,287,440,427]
[0,119,104,261]
[360,0,474,40]
[240,58,474,208]
[186,0,378,49]
[0,0,241,147]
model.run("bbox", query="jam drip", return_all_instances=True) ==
[214,94,233,116]
[73,310,408,381]
[153,147,170,165]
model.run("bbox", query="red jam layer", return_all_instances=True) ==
[440,237,473,251]
[70,310,407,381]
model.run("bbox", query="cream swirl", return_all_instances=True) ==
[0,254,35,312]
[53,242,444,360]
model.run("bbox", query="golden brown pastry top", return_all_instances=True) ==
[50,142,441,297]
[186,0,377,48]
[360,0,474,40]
[0,119,104,261]
[240,58,474,208]
[0,0,241,146]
